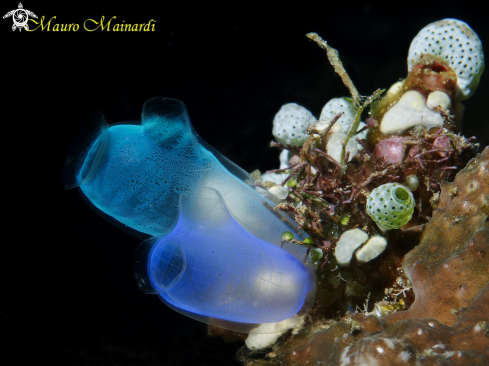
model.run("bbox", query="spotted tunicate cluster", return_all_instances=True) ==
[366,183,415,231]
[272,103,316,147]
[408,18,485,100]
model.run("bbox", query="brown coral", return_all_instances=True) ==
[244,147,489,366]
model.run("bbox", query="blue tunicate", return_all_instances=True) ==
[62,97,315,332]
[62,97,304,244]
[134,188,315,333]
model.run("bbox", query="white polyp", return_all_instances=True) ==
[335,228,369,266]
[267,185,289,200]
[408,18,485,101]
[426,91,452,111]
[380,90,444,134]
[272,103,316,147]
[355,236,388,263]
[404,174,419,191]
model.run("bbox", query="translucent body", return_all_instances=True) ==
[62,97,304,246]
[62,97,315,332]
[135,189,315,333]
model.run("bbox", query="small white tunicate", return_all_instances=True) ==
[404,174,419,191]
[319,97,358,134]
[260,172,286,185]
[267,185,289,200]
[279,149,294,169]
[385,81,403,98]
[326,133,361,163]
[334,229,369,266]
[427,91,452,111]
[355,236,388,263]
[246,315,303,349]
[380,91,444,135]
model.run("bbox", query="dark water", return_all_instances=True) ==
[2,1,488,365]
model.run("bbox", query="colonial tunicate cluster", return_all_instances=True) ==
[408,18,485,100]
[377,18,484,136]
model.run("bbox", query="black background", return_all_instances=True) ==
[2,1,488,365]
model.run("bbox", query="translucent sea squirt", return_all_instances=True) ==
[134,188,316,333]
[61,97,315,332]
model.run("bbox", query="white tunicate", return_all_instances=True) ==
[319,97,359,134]
[404,174,419,191]
[246,315,303,349]
[335,228,369,266]
[260,172,286,185]
[385,81,403,98]
[380,90,444,134]
[408,18,485,101]
[267,185,289,200]
[319,97,366,162]
[426,91,452,111]
[355,236,388,263]
[261,150,294,185]
[272,103,316,147]
[326,133,360,163]
[279,149,294,169]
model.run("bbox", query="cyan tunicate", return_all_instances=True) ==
[62,97,315,332]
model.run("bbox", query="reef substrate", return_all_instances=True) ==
[243,147,489,366]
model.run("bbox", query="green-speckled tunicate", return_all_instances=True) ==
[366,183,415,231]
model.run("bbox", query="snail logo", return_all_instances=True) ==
[3,3,37,31]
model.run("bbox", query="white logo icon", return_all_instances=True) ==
[3,3,37,31]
